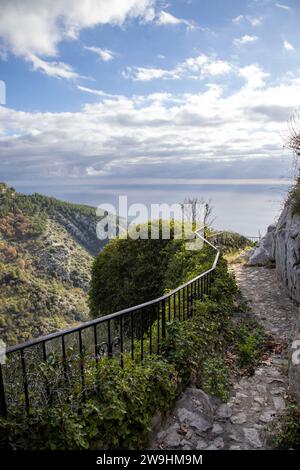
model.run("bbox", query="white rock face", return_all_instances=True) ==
[248,224,276,266]
[248,204,300,303]
[274,206,300,302]
[248,201,300,404]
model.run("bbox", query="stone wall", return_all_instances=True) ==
[248,203,300,303]
[275,206,300,303]
[248,202,300,404]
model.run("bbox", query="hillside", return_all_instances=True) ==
[0,182,106,346]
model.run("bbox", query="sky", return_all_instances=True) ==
[0,0,299,234]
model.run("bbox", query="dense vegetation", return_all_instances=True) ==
[273,404,300,449]
[0,185,271,449]
[0,253,238,450]
[210,230,255,253]
[288,177,300,215]
[0,182,102,344]
[0,182,97,222]
[89,222,215,317]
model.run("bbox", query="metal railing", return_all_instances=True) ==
[246,236,261,243]
[0,232,219,419]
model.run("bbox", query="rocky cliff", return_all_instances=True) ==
[248,199,300,303]
[0,183,106,346]
[248,191,300,404]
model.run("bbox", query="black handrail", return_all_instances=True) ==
[0,231,219,418]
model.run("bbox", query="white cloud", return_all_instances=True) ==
[232,15,244,24]
[275,3,291,11]
[156,10,196,29]
[202,60,232,76]
[123,66,172,81]
[27,53,84,80]
[0,45,7,61]
[84,46,115,61]
[248,17,263,27]
[239,64,269,89]
[77,86,124,99]
[233,35,259,47]
[283,40,295,51]
[0,0,155,77]
[123,54,233,81]
[232,15,262,27]
[2,62,298,186]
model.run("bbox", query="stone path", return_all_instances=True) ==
[151,265,296,450]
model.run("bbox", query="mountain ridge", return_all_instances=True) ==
[0,182,105,345]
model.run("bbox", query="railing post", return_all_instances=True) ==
[20,349,30,416]
[161,300,166,339]
[0,364,7,417]
[78,330,86,402]
[131,312,135,360]
[120,317,124,369]
[156,303,160,354]
[140,309,144,362]
[107,320,112,358]
[42,341,51,403]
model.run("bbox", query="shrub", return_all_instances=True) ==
[0,239,238,449]
[274,404,300,449]
[0,357,177,450]
[289,180,300,215]
[234,319,267,369]
[202,356,229,402]
[89,221,215,318]
[161,258,236,398]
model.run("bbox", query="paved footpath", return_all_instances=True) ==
[152,265,296,450]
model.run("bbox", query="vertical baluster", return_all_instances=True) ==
[149,308,152,356]
[131,312,134,361]
[42,341,51,403]
[185,285,188,318]
[120,317,124,369]
[93,325,98,365]
[141,309,144,362]
[78,330,86,402]
[178,290,181,321]
[182,287,185,319]
[193,281,195,315]
[157,303,160,354]
[201,277,204,301]
[173,293,176,320]
[20,349,30,416]
[107,320,112,358]
[61,335,69,383]
[93,326,100,392]
[161,300,166,339]
[0,363,7,418]
[168,296,171,322]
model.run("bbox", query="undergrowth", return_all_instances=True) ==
[270,403,300,450]
[0,257,238,450]
[233,319,268,370]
